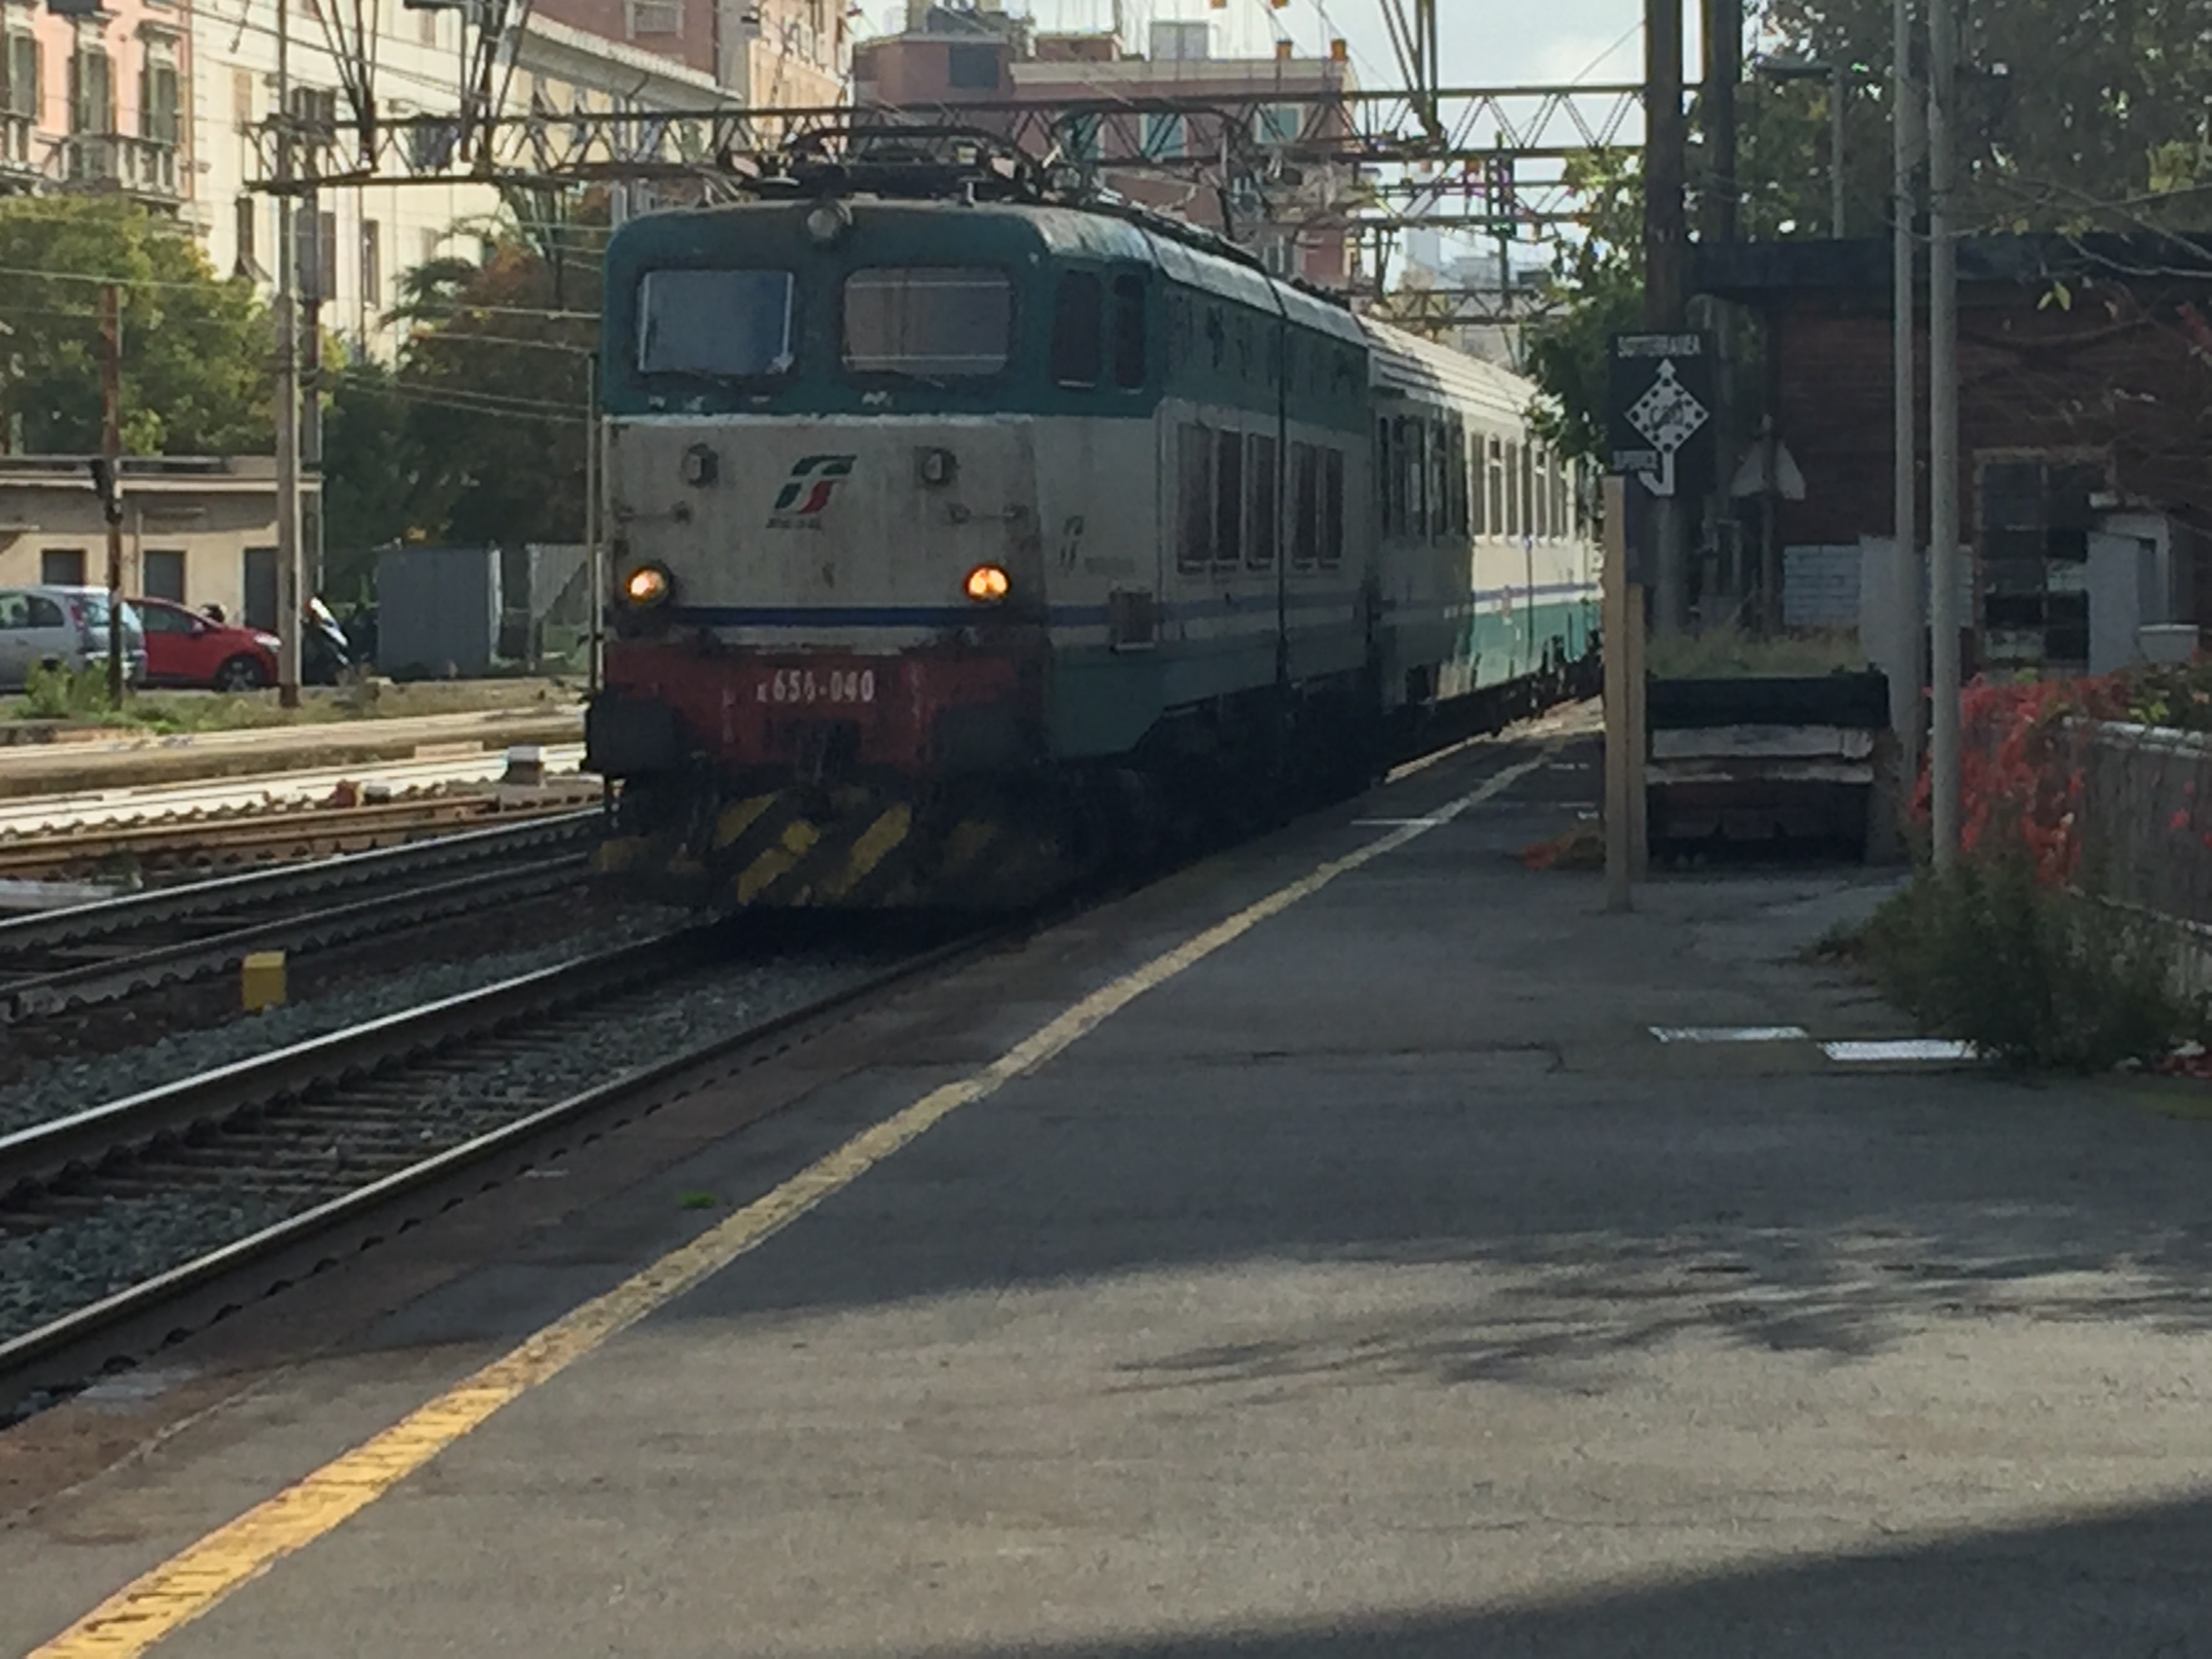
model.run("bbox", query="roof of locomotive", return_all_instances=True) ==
[1360,315,1541,424]
[605,196,1369,347]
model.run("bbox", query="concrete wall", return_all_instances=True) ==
[0,460,297,623]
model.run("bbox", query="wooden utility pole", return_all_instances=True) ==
[274,0,302,708]
[100,285,125,708]
[1927,0,1962,864]
[1701,0,1740,245]
[1603,476,1648,909]
[1645,0,1689,634]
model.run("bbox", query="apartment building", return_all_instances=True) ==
[5,0,851,356]
[852,3,1358,290]
[1,0,188,207]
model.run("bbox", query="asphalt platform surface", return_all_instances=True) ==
[7,709,2212,1657]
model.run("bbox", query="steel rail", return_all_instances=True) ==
[1,853,592,1021]
[0,794,594,878]
[0,926,994,1385]
[0,808,600,957]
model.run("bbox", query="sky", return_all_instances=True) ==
[851,1,1671,91]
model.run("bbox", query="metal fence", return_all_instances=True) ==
[2074,720,2212,930]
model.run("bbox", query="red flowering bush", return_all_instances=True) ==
[1910,674,2127,886]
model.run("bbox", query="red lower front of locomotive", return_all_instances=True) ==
[588,636,1046,783]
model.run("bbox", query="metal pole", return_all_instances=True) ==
[1702,0,1740,245]
[302,182,324,621]
[1830,61,1847,239]
[1643,0,1688,634]
[101,285,124,708]
[1927,0,1961,865]
[274,0,302,707]
[1893,0,1924,819]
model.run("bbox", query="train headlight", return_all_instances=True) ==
[963,563,1011,605]
[622,563,674,609]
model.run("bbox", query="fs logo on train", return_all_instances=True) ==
[767,454,857,528]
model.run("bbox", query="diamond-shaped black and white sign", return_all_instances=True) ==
[1607,332,1717,498]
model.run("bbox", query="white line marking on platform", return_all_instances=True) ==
[1650,1025,1809,1044]
[26,747,1557,1659]
[1351,817,1446,827]
[1822,1038,1980,1063]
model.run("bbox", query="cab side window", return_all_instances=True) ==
[1050,271,1104,388]
[1111,274,1147,388]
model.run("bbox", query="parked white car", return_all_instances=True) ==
[0,587,148,691]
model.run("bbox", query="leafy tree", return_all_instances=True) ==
[1523,152,1645,469]
[0,197,272,455]
[380,199,604,548]
[1763,0,2212,230]
[320,354,417,583]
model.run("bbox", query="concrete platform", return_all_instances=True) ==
[0,707,583,800]
[9,717,2212,1658]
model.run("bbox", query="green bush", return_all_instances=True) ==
[1861,851,2205,1071]
[14,661,120,722]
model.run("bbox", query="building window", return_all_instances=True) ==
[3,26,39,121]
[1977,456,2102,668]
[142,549,186,602]
[947,43,1000,89]
[1111,274,1147,389]
[1059,112,1099,163]
[626,0,682,37]
[230,66,253,131]
[1176,423,1212,572]
[140,33,180,146]
[232,194,262,280]
[1048,270,1103,388]
[1141,112,1185,160]
[361,218,382,323]
[41,548,87,586]
[1254,104,1301,146]
[1245,433,1278,570]
[69,41,113,135]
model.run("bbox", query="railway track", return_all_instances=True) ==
[0,920,984,1399]
[0,786,600,880]
[0,809,606,1021]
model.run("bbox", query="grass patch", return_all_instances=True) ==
[1644,623,1868,681]
[677,1190,719,1211]
[1856,852,2206,1071]
[5,674,583,735]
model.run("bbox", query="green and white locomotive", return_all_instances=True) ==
[589,174,1597,907]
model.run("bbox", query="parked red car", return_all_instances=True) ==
[131,598,281,691]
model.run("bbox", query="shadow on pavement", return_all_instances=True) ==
[891,1493,2212,1658]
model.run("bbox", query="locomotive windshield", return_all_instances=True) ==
[842,267,1012,379]
[636,269,795,377]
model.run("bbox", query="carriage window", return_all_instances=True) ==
[1504,441,1523,539]
[1111,274,1147,388]
[1536,449,1553,539]
[1292,441,1319,567]
[1553,459,1570,538]
[1321,448,1345,567]
[1050,271,1103,388]
[1214,429,1245,567]
[1376,419,1395,535]
[1246,433,1278,569]
[1177,424,1213,571]
[1450,423,1469,536]
[1470,431,1488,536]
[1429,422,1450,541]
[1486,437,1505,538]
[843,266,1011,378]
[1406,419,1427,538]
[636,268,794,377]
[1521,444,1536,539]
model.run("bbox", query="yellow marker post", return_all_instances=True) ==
[241,951,287,1013]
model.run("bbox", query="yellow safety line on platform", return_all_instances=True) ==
[30,747,1551,1659]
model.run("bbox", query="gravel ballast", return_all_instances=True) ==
[0,940,910,1353]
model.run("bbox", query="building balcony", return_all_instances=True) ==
[60,134,180,203]
[1,112,35,185]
